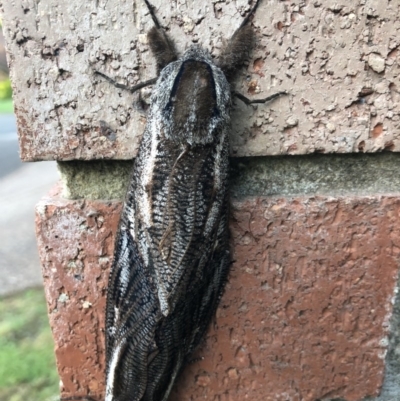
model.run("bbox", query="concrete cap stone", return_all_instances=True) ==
[2,0,400,160]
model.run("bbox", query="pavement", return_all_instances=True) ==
[0,114,59,296]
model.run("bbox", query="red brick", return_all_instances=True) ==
[174,196,400,401]
[35,185,121,399]
[36,189,400,401]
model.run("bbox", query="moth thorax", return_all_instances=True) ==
[166,59,220,145]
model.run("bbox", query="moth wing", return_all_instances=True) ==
[142,204,230,401]
[146,140,229,316]
[105,228,160,401]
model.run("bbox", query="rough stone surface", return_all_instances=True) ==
[35,185,121,400]
[0,160,58,296]
[57,153,400,201]
[230,153,400,199]
[2,0,400,161]
[36,189,400,401]
[57,160,132,200]
[368,53,386,74]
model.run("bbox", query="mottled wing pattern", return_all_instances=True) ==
[98,0,272,399]
[105,125,230,401]
[105,228,160,401]
[105,39,232,401]
[138,139,229,316]
[139,123,231,390]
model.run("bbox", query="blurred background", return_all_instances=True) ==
[0,19,60,401]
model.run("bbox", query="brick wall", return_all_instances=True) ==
[3,0,400,400]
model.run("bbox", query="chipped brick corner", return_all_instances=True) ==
[35,185,121,399]
[36,187,400,401]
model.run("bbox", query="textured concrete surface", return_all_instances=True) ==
[57,153,400,201]
[35,190,400,401]
[0,113,59,296]
[0,161,58,295]
[2,0,400,160]
[230,153,400,198]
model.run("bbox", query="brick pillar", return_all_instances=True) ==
[36,189,400,401]
[3,0,400,400]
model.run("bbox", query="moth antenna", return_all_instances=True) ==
[144,0,178,72]
[238,0,261,29]
[143,0,162,29]
[218,0,261,82]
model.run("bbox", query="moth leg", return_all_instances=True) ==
[94,70,157,93]
[60,396,98,401]
[93,1,175,91]
[233,91,287,105]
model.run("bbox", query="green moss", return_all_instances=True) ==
[230,153,400,199]
[0,289,59,401]
[58,160,133,200]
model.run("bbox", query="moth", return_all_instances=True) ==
[81,1,285,401]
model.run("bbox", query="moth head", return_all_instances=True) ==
[151,46,231,146]
[145,0,260,145]
[147,7,257,85]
